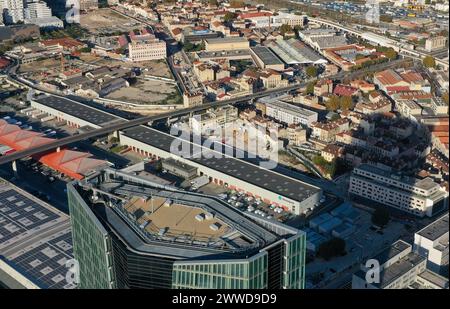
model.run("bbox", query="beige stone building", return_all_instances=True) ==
[286,124,306,146]
[183,93,203,108]
[311,118,350,143]
[128,30,166,62]
[204,37,249,52]
[425,36,447,52]
[259,70,288,89]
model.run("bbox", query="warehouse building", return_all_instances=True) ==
[68,167,306,289]
[161,157,198,179]
[266,38,327,65]
[250,46,285,71]
[204,37,250,52]
[30,94,323,215]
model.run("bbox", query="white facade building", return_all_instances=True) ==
[128,32,167,62]
[79,0,98,11]
[414,213,449,277]
[349,164,448,217]
[261,97,318,126]
[352,240,448,289]
[271,13,306,27]
[24,16,63,29]
[1,0,24,24]
[24,0,51,19]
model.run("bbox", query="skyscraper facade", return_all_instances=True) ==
[68,168,306,289]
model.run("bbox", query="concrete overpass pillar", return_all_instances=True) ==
[113,130,120,140]
[12,160,18,177]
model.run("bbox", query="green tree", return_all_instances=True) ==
[325,161,337,178]
[317,238,346,260]
[79,47,91,53]
[208,0,219,6]
[443,92,449,105]
[224,12,238,23]
[305,66,318,78]
[313,155,327,166]
[339,96,353,111]
[305,81,316,95]
[384,48,397,60]
[280,24,293,35]
[325,95,340,111]
[330,113,340,121]
[371,208,390,227]
[423,56,436,68]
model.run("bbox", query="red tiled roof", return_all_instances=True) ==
[239,12,272,19]
[375,69,404,85]
[386,86,411,92]
[333,84,358,97]
[172,28,182,36]
[400,71,424,83]
[0,57,11,69]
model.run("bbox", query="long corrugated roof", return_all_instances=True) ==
[0,122,107,179]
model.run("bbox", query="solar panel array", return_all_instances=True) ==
[0,184,75,289]
[8,232,75,289]
[0,189,59,243]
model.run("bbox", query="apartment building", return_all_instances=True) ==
[183,92,203,108]
[1,0,24,23]
[311,118,350,143]
[190,106,239,134]
[349,164,448,217]
[321,144,345,162]
[80,0,98,11]
[261,97,318,126]
[352,240,448,289]
[396,99,422,120]
[128,29,167,62]
[425,36,447,52]
[24,0,52,19]
[314,79,333,96]
[354,99,392,115]
[271,12,305,27]
[193,62,215,82]
[286,124,307,146]
[414,214,449,277]
[337,130,400,158]
[259,69,288,89]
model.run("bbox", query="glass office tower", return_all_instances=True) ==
[67,168,306,289]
